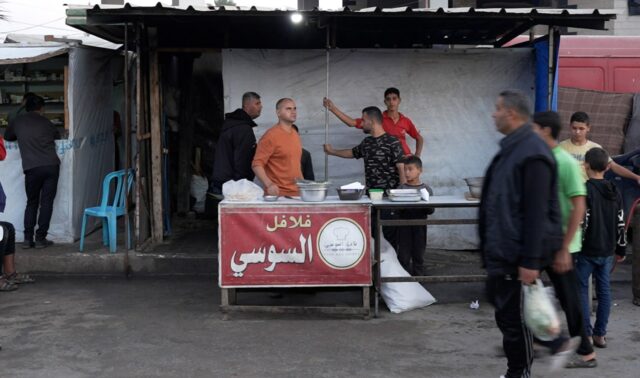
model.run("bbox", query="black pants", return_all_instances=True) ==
[371,209,397,247]
[397,225,426,275]
[487,275,534,378]
[23,165,59,241]
[0,222,16,273]
[539,265,595,356]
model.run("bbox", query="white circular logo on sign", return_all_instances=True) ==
[317,218,366,270]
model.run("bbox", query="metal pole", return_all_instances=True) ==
[324,26,330,181]
[123,22,132,277]
[547,26,555,110]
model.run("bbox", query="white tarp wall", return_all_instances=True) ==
[68,47,114,239]
[0,47,114,242]
[222,48,535,249]
[0,141,72,242]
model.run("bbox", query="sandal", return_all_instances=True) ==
[6,272,35,284]
[0,277,18,292]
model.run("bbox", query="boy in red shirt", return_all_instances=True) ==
[323,87,423,156]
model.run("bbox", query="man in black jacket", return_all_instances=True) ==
[292,124,315,181]
[480,91,564,378]
[209,92,263,196]
[4,95,60,249]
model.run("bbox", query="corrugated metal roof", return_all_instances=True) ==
[65,4,616,49]
[67,3,618,15]
[0,43,69,65]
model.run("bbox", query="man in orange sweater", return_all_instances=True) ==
[252,98,303,196]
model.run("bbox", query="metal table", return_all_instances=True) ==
[371,195,483,317]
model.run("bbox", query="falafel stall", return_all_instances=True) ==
[218,181,482,318]
[218,193,372,317]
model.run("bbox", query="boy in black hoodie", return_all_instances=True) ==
[575,147,627,349]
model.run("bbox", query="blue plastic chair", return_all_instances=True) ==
[80,169,134,253]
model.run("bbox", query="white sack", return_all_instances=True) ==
[190,175,208,213]
[222,179,264,201]
[379,237,437,313]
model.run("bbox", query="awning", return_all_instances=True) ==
[0,43,69,65]
[65,4,617,49]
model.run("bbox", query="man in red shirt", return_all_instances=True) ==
[323,87,423,156]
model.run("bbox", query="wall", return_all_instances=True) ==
[222,48,535,249]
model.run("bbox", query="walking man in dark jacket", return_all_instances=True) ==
[480,90,564,378]
[210,92,262,196]
[4,95,60,249]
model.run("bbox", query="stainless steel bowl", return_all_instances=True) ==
[263,195,279,202]
[299,187,328,202]
[464,177,484,199]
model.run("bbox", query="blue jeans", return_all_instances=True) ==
[575,254,614,337]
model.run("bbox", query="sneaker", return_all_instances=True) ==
[548,337,581,375]
[565,353,597,368]
[22,240,35,249]
[34,239,54,249]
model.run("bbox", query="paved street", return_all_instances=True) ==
[1,277,639,377]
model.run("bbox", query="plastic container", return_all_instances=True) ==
[368,188,384,201]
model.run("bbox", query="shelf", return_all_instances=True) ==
[0,101,63,105]
[0,80,63,84]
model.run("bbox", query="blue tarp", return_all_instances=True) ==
[533,36,561,112]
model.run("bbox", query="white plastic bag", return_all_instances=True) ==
[523,279,561,341]
[222,179,264,201]
[378,237,437,313]
[190,175,208,213]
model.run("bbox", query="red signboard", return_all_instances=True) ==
[219,204,371,288]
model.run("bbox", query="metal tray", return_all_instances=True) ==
[387,189,420,196]
[388,195,422,202]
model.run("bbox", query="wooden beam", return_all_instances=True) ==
[148,27,164,243]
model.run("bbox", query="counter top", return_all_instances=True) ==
[221,194,479,207]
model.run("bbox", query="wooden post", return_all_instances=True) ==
[135,24,143,248]
[148,27,164,243]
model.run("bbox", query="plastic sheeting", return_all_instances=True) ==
[68,47,115,239]
[0,47,114,242]
[0,141,72,242]
[222,48,535,249]
[533,36,560,112]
